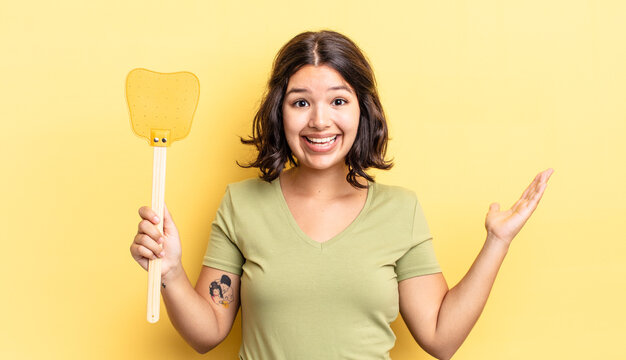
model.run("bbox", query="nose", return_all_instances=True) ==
[308,104,330,130]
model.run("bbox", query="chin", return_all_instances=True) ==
[298,159,347,172]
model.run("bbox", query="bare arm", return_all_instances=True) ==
[161,266,240,354]
[399,237,507,359]
[130,205,240,353]
[399,168,554,359]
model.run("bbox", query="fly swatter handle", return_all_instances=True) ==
[148,146,166,323]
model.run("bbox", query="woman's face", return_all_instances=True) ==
[282,64,360,172]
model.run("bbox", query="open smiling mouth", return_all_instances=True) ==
[304,135,338,145]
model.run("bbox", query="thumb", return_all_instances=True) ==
[163,203,178,234]
[489,202,500,213]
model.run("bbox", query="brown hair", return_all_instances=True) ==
[240,30,392,188]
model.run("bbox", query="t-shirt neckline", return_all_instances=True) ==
[272,177,375,250]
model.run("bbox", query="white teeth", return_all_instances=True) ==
[306,135,337,144]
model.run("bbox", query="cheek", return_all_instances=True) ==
[282,110,306,137]
[281,107,295,130]
[282,119,298,141]
[284,134,299,153]
[341,108,361,137]
[281,117,300,152]
[352,111,361,134]
[342,112,360,150]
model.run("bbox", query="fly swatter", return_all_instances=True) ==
[126,68,200,323]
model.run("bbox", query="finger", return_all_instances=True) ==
[528,169,549,198]
[543,168,554,184]
[520,172,541,201]
[138,219,163,240]
[137,258,148,271]
[529,170,552,200]
[130,242,151,265]
[132,242,159,260]
[515,180,537,212]
[139,206,160,225]
[132,252,149,270]
[130,243,154,270]
[488,202,500,213]
[513,169,552,214]
[532,181,548,202]
[515,179,541,213]
[520,181,548,215]
[536,168,554,186]
[511,197,527,213]
[134,233,165,257]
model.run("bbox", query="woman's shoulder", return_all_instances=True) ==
[370,181,428,214]
[367,181,428,227]
[224,177,276,202]
[371,181,419,202]
[226,177,271,190]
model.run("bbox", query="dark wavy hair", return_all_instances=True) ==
[239,30,392,188]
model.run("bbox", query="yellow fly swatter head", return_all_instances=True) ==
[126,68,200,147]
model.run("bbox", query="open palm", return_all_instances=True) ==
[485,168,554,245]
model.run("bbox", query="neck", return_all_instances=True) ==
[280,165,366,199]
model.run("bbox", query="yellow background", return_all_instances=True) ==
[1,0,624,358]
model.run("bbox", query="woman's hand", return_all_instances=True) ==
[130,204,183,280]
[485,168,554,246]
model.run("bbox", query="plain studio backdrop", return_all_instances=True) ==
[1,1,624,359]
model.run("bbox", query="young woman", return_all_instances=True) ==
[130,30,553,359]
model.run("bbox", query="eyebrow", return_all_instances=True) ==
[285,85,354,97]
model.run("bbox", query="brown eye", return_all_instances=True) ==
[294,100,309,107]
[333,98,347,106]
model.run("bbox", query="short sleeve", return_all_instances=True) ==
[396,198,441,282]
[203,186,245,276]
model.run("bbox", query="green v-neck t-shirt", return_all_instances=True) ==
[203,178,441,359]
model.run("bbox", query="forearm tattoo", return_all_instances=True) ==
[209,274,234,308]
